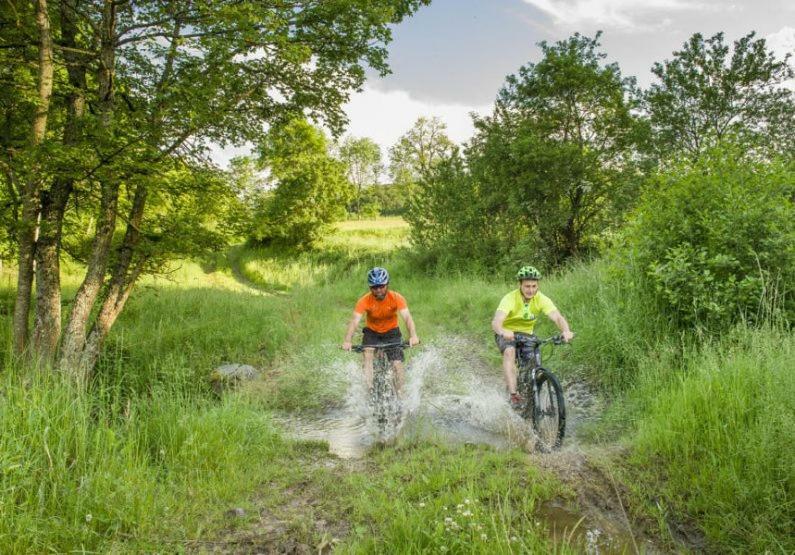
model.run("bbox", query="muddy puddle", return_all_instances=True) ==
[538,499,643,554]
[275,338,643,553]
[278,336,602,458]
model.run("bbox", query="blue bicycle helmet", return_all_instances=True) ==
[367,267,389,286]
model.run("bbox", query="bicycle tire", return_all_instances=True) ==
[531,368,566,450]
[372,352,390,427]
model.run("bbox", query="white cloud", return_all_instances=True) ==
[208,86,491,169]
[521,0,702,30]
[766,26,795,91]
[766,26,795,58]
[341,85,491,157]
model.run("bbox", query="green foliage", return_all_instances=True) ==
[630,327,795,552]
[405,149,503,270]
[337,136,383,216]
[622,146,795,332]
[2,0,432,361]
[406,33,646,270]
[224,156,270,240]
[359,182,411,216]
[646,31,795,159]
[254,119,354,248]
[389,116,455,187]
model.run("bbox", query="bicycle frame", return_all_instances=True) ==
[512,333,566,450]
[350,341,410,434]
[514,333,556,391]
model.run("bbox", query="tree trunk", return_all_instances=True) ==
[59,0,119,373]
[79,262,144,373]
[33,0,87,360]
[13,0,54,356]
[32,186,69,359]
[59,181,120,368]
[78,183,148,373]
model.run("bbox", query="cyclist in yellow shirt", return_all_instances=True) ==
[491,265,574,408]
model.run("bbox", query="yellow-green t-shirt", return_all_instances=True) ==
[496,289,557,334]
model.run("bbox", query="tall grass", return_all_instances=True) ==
[629,327,794,552]
[0,362,303,551]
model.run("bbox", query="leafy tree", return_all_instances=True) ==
[359,181,411,216]
[225,156,269,239]
[254,119,353,248]
[389,116,454,187]
[622,145,795,332]
[1,0,429,371]
[338,136,383,216]
[406,34,646,268]
[646,31,795,159]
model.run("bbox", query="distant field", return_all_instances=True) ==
[335,217,409,231]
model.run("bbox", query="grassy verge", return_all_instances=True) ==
[0,362,319,551]
[331,441,568,553]
[627,327,794,552]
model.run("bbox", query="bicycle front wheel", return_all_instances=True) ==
[532,368,566,450]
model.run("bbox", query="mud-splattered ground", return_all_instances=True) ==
[201,336,702,554]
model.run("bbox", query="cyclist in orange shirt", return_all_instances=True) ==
[342,267,420,394]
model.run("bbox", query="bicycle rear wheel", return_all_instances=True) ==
[532,368,566,450]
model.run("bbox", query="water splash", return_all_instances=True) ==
[278,335,553,457]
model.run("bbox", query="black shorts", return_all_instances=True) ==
[362,327,404,362]
[494,332,535,353]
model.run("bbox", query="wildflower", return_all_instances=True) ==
[464,498,471,505]
[443,506,448,511]
[481,533,488,540]
[456,504,464,509]
[419,502,426,508]
[511,536,518,542]
[85,514,93,523]
[444,517,453,524]
[462,510,472,517]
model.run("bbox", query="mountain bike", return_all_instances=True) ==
[352,341,410,435]
[513,333,567,451]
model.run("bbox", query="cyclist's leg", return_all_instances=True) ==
[391,360,405,395]
[502,347,518,393]
[383,327,405,395]
[495,333,518,394]
[362,327,380,391]
[362,348,375,390]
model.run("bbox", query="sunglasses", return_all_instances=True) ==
[369,284,388,290]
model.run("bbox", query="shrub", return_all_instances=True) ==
[622,146,794,332]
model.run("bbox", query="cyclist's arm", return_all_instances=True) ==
[548,310,574,342]
[398,308,420,346]
[492,310,514,340]
[342,311,363,350]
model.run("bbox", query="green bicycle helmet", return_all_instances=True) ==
[516,265,542,281]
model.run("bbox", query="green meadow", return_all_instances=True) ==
[1,219,792,553]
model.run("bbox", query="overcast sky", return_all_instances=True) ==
[213,0,794,167]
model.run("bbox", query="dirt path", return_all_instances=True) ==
[202,330,706,553]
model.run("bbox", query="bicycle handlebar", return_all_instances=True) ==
[511,334,566,347]
[350,341,411,353]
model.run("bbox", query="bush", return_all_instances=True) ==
[621,146,794,332]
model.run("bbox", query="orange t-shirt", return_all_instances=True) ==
[354,290,407,333]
